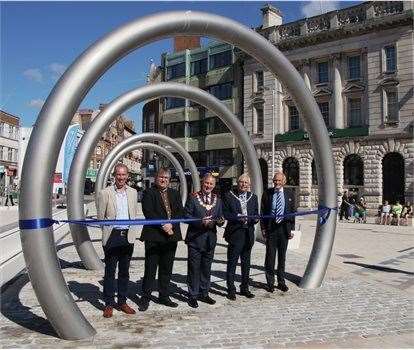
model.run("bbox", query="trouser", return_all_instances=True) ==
[142,241,177,299]
[187,243,215,298]
[103,243,134,306]
[5,195,14,206]
[226,229,253,293]
[339,205,348,220]
[264,224,288,287]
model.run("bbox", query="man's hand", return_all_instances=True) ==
[162,223,173,235]
[202,216,214,228]
[261,229,267,240]
[237,213,248,225]
[288,232,294,240]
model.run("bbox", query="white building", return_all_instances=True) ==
[242,1,413,212]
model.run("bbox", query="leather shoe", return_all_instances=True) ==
[139,297,150,312]
[159,297,178,308]
[118,303,136,315]
[266,285,275,293]
[277,284,289,292]
[240,290,255,298]
[227,292,236,301]
[199,295,216,305]
[188,297,199,308]
[103,306,113,318]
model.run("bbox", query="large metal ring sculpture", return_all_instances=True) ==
[97,141,188,204]
[67,83,261,270]
[19,11,337,339]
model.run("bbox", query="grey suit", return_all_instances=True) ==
[97,185,139,306]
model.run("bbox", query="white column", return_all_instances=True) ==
[333,54,344,129]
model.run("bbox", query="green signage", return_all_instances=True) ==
[86,168,98,180]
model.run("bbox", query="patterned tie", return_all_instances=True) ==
[275,190,283,224]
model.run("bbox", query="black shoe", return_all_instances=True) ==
[277,284,289,292]
[139,296,150,312]
[227,292,236,301]
[240,290,255,298]
[199,295,216,305]
[266,285,275,293]
[188,297,199,308]
[159,297,178,308]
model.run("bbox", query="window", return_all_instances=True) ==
[208,82,232,100]
[348,98,363,127]
[318,62,329,83]
[344,154,364,186]
[191,58,207,75]
[166,62,186,80]
[164,122,185,138]
[311,160,318,185]
[289,106,300,131]
[0,146,3,160]
[255,71,264,91]
[209,149,234,166]
[386,91,398,122]
[318,102,330,127]
[190,151,208,167]
[9,126,14,138]
[348,56,361,79]
[282,157,299,186]
[254,105,264,134]
[208,117,229,134]
[165,97,185,110]
[385,46,396,72]
[0,123,4,137]
[8,147,12,161]
[209,50,232,70]
[13,149,18,162]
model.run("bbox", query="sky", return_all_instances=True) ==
[1,0,361,131]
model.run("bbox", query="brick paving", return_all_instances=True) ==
[1,222,413,348]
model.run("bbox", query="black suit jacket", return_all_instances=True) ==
[222,190,258,245]
[140,186,184,242]
[260,187,296,234]
[184,193,223,249]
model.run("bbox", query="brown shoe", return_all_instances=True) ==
[103,306,113,318]
[118,303,136,315]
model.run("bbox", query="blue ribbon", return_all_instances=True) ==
[19,206,337,230]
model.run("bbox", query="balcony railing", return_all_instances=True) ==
[268,1,407,43]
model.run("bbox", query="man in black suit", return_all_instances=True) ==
[184,173,224,308]
[261,171,296,293]
[140,168,185,310]
[222,174,258,300]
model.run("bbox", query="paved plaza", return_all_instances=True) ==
[1,207,413,348]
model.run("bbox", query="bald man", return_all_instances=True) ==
[260,171,296,293]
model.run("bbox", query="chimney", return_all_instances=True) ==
[174,36,201,52]
[261,4,283,29]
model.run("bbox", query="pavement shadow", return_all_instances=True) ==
[67,281,105,311]
[344,261,414,275]
[0,274,58,338]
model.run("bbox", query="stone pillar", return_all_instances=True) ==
[363,142,383,214]
[299,153,312,209]
[332,54,344,129]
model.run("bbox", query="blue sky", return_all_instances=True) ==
[1,1,361,130]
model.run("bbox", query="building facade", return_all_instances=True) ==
[157,38,244,192]
[243,1,413,211]
[0,110,20,192]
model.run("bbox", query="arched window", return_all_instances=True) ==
[311,159,318,185]
[343,154,364,186]
[282,157,299,186]
[382,152,405,203]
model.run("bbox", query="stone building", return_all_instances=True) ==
[157,37,244,192]
[242,1,413,211]
[0,110,20,191]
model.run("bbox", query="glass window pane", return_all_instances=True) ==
[387,91,398,121]
[289,106,300,131]
[209,50,232,70]
[318,102,330,127]
[385,46,396,72]
[166,62,186,80]
[348,56,360,79]
[318,62,329,83]
[190,58,207,75]
[349,98,362,127]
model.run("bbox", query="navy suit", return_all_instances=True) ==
[185,192,223,298]
[222,190,258,293]
[261,187,296,287]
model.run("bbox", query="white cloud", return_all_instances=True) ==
[48,63,67,80]
[28,99,45,109]
[23,68,43,83]
[301,0,341,18]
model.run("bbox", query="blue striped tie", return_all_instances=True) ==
[275,190,283,224]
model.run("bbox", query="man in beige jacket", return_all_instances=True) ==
[97,163,139,318]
